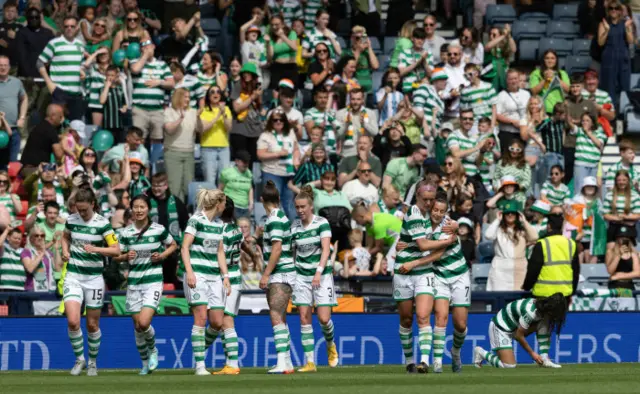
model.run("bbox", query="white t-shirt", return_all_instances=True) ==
[267,105,304,154]
[423,35,447,64]
[496,89,531,134]
[450,39,484,66]
[342,179,379,207]
[444,62,468,117]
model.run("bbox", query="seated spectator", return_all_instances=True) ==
[342,161,379,207]
[289,143,333,192]
[372,183,403,218]
[604,138,639,192]
[219,150,254,219]
[0,171,21,224]
[372,121,413,170]
[382,144,428,199]
[127,151,150,197]
[337,135,382,188]
[483,24,516,91]
[343,25,379,94]
[25,182,67,232]
[605,225,640,290]
[529,50,570,115]
[21,226,61,292]
[336,88,379,157]
[338,229,382,278]
[101,126,149,174]
[492,139,530,205]
[484,202,539,291]
[20,104,64,178]
[541,165,571,207]
[376,68,404,127]
[390,20,416,68]
[0,227,24,290]
[311,170,352,214]
[307,42,336,90]
[603,170,640,248]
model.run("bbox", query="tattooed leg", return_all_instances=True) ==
[267,283,292,326]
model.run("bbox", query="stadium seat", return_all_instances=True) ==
[372,71,384,92]
[620,75,640,134]
[518,39,539,62]
[546,21,579,39]
[511,20,546,42]
[564,55,592,76]
[538,38,572,58]
[476,241,495,264]
[553,4,579,22]
[336,36,348,51]
[384,36,397,54]
[7,162,21,179]
[518,12,550,24]
[579,264,609,289]
[201,18,221,35]
[199,2,216,18]
[472,264,490,291]
[163,283,176,298]
[369,36,382,54]
[485,4,517,26]
[336,18,351,37]
[253,202,268,226]
[572,38,591,56]
[18,200,28,217]
[378,54,390,68]
[187,182,216,209]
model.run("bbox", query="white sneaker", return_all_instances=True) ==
[70,359,86,376]
[473,347,484,368]
[267,364,295,374]
[87,361,98,376]
[195,366,210,376]
[432,360,443,373]
[540,357,562,369]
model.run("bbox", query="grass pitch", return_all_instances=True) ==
[1,364,638,394]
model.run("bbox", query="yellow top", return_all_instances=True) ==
[200,106,232,147]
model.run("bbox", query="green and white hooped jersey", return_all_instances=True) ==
[429,222,468,283]
[131,58,173,111]
[574,126,606,168]
[413,83,444,130]
[581,88,614,109]
[395,205,432,275]
[460,80,497,120]
[38,36,85,94]
[222,222,243,286]
[0,193,19,221]
[291,215,332,279]
[263,208,295,274]
[302,0,323,27]
[87,65,107,109]
[492,298,540,333]
[174,74,206,109]
[184,212,224,281]
[303,107,339,155]
[397,48,432,92]
[446,129,479,177]
[270,0,303,27]
[65,213,116,281]
[0,244,25,290]
[119,222,174,289]
[541,181,570,206]
[603,189,640,214]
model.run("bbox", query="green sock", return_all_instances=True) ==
[87,330,101,363]
[418,326,432,364]
[399,325,414,365]
[205,326,220,350]
[300,324,314,364]
[191,325,205,367]
[68,328,85,361]
[143,326,156,353]
[484,351,505,368]
[223,328,239,368]
[537,334,550,357]
[432,326,446,364]
[134,330,148,363]
[321,320,335,346]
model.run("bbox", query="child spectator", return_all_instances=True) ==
[529,200,551,239]
[61,120,86,177]
[78,5,96,44]
[570,112,606,195]
[573,177,601,264]
[451,194,481,245]
[604,138,639,192]
[341,230,375,277]
[486,175,519,210]
[434,123,453,166]
[457,217,476,267]
[0,227,24,291]
[100,65,128,144]
[300,125,325,159]
[127,152,150,197]
[376,68,404,126]
[475,117,500,193]
[541,165,571,207]
[239,23,267,83]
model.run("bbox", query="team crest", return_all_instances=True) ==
[90,228,97,234]
[193,293,201,300]
[149,237,155,242]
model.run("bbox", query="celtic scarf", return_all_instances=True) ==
[344,107,368,145]
[274,131,294,175]
[150,195,182,243]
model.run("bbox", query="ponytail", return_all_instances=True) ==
[262,180,281,205]
[195,188,226,212]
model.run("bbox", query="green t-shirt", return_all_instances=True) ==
[529,68,570,114]
[390,37,413,68]
[344,49,373,93]
[219,166,252,209]
[384,157,420,198]
[86,39,113,54]
[367,212,402,247]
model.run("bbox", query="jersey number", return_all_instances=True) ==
[327,287,333,298]
[92,289,103,301]
[153,291,160,301]
[465,286,470,297]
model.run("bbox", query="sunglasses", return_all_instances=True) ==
[359,169,372,173]
[448,52,460,56]
[316,49,328,54]
[127,17,139,22]
[209,89,221,94]
[445,162,454,167]
[0,180,8,185]
[32,234,45,239]
[64,24,76,29]
[272,118,284,123]
[425,23,435,27]
[551,172,562,176]
[461,117,474,121]
[95,23,106,28]
[27,15,40,20]
[509,146,523,153]
[609,6,621,11]
[84,152,96,157]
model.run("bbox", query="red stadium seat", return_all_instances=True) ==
[18,200,28,217]
[7,162,21,179]
[163,283,176,298]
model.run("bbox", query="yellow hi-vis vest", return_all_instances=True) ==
[532,235,575,297]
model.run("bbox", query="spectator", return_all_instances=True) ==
[604,139,639,192]
[257,110,299,220]
[460,63,497,125]
[308,42,336,90]
[18,0,58,34]
[492,139,531,205]
[129,41,175,166]
[37,16,85,121]
[0,2,21,66]
[496,69,529,153]
[484,203,538,291]
[337,134,382,188]
[444,156,476,204]
[0,170,21,222]
[268,0,303,28]
[292,18,309,85]
[239,21,268,84]
[372,183,402,217]
[412,68,447,140]
[382,143,428,198]
[39,201,65,254]
[227,56,242,100]
[289,142,333,192]
[605,226,640,290]
[268,81,304,146]
[311,170,352,214]
[398,28,431,94]
[112,10,151,54]
[332,55,360,108]
[339,229,380,278]
[452,27,483,66]
[158,14,201,65]
[541,165,570,207]
[61,120,86,176]
[195,50,228,92]
[20,104,64,178]
[447,108,489,178]
[343,25,379,94]
[529,50,570,115]
[99,65,128,143]
[597,1,633,108]
[21,226,61,292]
[572,177,600,265]
[302,8,342,60]
[387,97,425,146]
[0,110,15,172]
[376,68,403,127]
[83,47,113,127]
[342,161,379,207]
[372,121,413,170]
[304,88,342,166]
[0,227,24,291]
[603,170,640,247]
[104,0,124,35]
[122,0,162,34]
[582,69,616,124]
[101,126,149,174]
[443,43,467,122]
[127,151,151,197]
[423,15,447,65]
[570,112,606,194]
[219,150,254,219]
[521,96,546,195]
[579,0,600,38]
[336,88,378,157]
[24,179,67,231]
[351,0,381,37]
[163,88,201,201]
[390,20,416,68]
[171,62,205,110]
[450,194,481,244]
[84,17,113,54]
[385,0,415,37]
[231,62,264,167]
[200,85,232,185]
[266,15,298,90]
[483,24,516,91]
[565,75,598,184]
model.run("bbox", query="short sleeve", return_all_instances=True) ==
[319,221,332,239]
[164,107,180,123]
[603,192,612,212]
[185,217,199,235]
[162,64,173,81]
[529,69,541,90]
[257,133,271,150]
[162,228,174,245]
[20,249,32,260]
[384,159,399,177]
[446,135,459,150]
[219,167,229,185]
[405,206,426,241]
[266,218,284,242]
[632,192,640,214]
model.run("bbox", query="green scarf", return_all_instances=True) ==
[274,131,294,175]
[129,175,151,198]
[150,195,182,244]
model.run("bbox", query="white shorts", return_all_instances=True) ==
[269,271,296,287]
[184,275,225,310]
[126,283,163,313]
[63,275,105,310]
[292,274,337,307]
[393,273,434,301]
[489,321,513,351]
[433,272,471,307]
[224,284,242,317]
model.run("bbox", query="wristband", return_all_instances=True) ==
[316,266,324,274]
[223,274,230,279]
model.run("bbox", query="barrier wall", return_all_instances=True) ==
[1,313,640,370]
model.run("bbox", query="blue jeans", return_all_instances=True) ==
[234,207,249,220]
[201,147,230,186]
[262,172,295,221]
[536,152,565,198]
[9,128,20,162]
[150,143,164,170]
[573,165,598,195]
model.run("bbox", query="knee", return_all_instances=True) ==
[435,314,448,328]
[137,319,151,332]
[400,316,413,328]
[67,319,81,331]
[416,315,430,327]
[317,315,330,326]
[86,321,100,333]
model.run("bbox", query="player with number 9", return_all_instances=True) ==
[117,194,177,375]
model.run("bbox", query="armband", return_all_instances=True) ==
[104,233,118,246]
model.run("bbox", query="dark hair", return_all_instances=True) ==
[455,194,473,211]
[550,165,564,175]
[44,201,60,213]
[501,139,526,169]
[412,28,427,39]
[3,2,17,10]
[336,55,356,77]
[204,85,224,110]
[279,87,295,98]
[26,7,40,16]
[8,228,22,237]
[220,197,235,223]
[114,189,129,210]
[151,172,168,183]
[581,111,598,130]
[265,110,291,134]
[381,67,401,90]
[552,102,566,115]
[270,15,291,37]
[433,195,448,207]
[460,108,474,117]
[228,55,242,68]
[63,15,79,23]
[127,126,144,138]
[130,194,152,241]
[458,26,480,49]
[440,43,449,53]
[262,180,280,205]
[547,213,564,234]
[313,88,329,97]
[79,147,98,174]
[478,117,491,125]
[570,73,584,85]
[500,209,525,243]
[75,188,97,205]
[169,61,186,75]
[106,65,120,74]
[412,143,428,152]
[315,8,329,19]
[540,49,559,71]
[203,50,222,68]
[296,185,315,204]
[536,293,568,336]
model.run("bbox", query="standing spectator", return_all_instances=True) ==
[311,170,352,214]
[122,0,162,34]
[129,41,175,167]
[483,24,516,92]
[39,201,65,254]
[170,62,205,110]
[484,204,538,291]
[257,110,299,220]
[447,108,490,178]
[21,226,61,292]
[194,51,228,93]
[529,50,570,115]
[290,141,333,192]
[564,75,597,184]
[37,16,85,121]
[372,121,413,169]
[473,0,496,30]
[267,81,303,146]
[451,27,483,66]
[423,15,447,65]
[0,2,21,65]
[397,28,431,94]
[460,63,497,125]
[200,85,232,185]
[579,0,601,38]
[598,1,633,108]
[443,43,467,123]
[496,69,530,152]
[604,139,639,192]
[570,112,606,195]
[266,15,298,90]
[351,0,381,38]
[231,63,263,167]
[582,70,616,124]
[341,161,379,206]
[100,65,129,143]
[268,0,303,28]
[412,68,447,138]
[83,47,112,128]
[301,0,324,29]
[18,0,58,34]
[521,95,547,188]
[390,20,415,68]
[337,135,382,188]
[163,88,200,200]
[336,88,378,157]
[0,170,20,222]
[343,26,379,94]
[112,10,151,54]
[20,104,64,178]
[492,139,531,205]
[227,56,242,100]
[104,0,124,35]
[0,227,24,291]
[603,170,640,247]
[375,68,404,127]
[535,103,567,194]
[158,15,201,64]
[304,89,342,166]
[219,150,253,219]
[0,55,27,163]
[385,0,415,37]
[84,17,113,54]
[239,22,268,84]
[307,42,336,90]
[382,144,428,198]
[301,8,342,60]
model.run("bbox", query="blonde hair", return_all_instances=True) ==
[236,217,251,228]
[351,25,366,36]
[399,20,417,39]
[348,229,363,245]
[93,17,112,37]
[171,88,189,109]
[381,183,399,199]
[196,188,226,212]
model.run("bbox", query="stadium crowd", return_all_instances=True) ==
[0,0,638,299]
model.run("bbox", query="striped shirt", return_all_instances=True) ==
[0,244,25,290]
[103,86,126,129]
[131,58,173,111]
[304,107,340,155]
[397,48,432,92]
[574,126,606,167]
[413,83,444,130]
[119,222,173,289]
[429,224,468,283]
[446,129,480,176]
[65,213,116,281]
[303,27,339,58]
[222,222,243,286]
[86,65,107,109]
[603,189,640,215]
[174,74,206,109]
[303,0,323,27]
[536,118,565,154]
[38,36,84,94]
[582,88,614,110]
[492,298,539,333]
[292,161,334,186]
[184,212,224,281]
[291,214,332,279]
[396,205,432,275]
[263,208,295,274]
[541,181,571,206]
[460,81,497,120]
[195,70,227,91]
[0,193,19,221]
[270,0,303,26]
[604,161,640,190]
